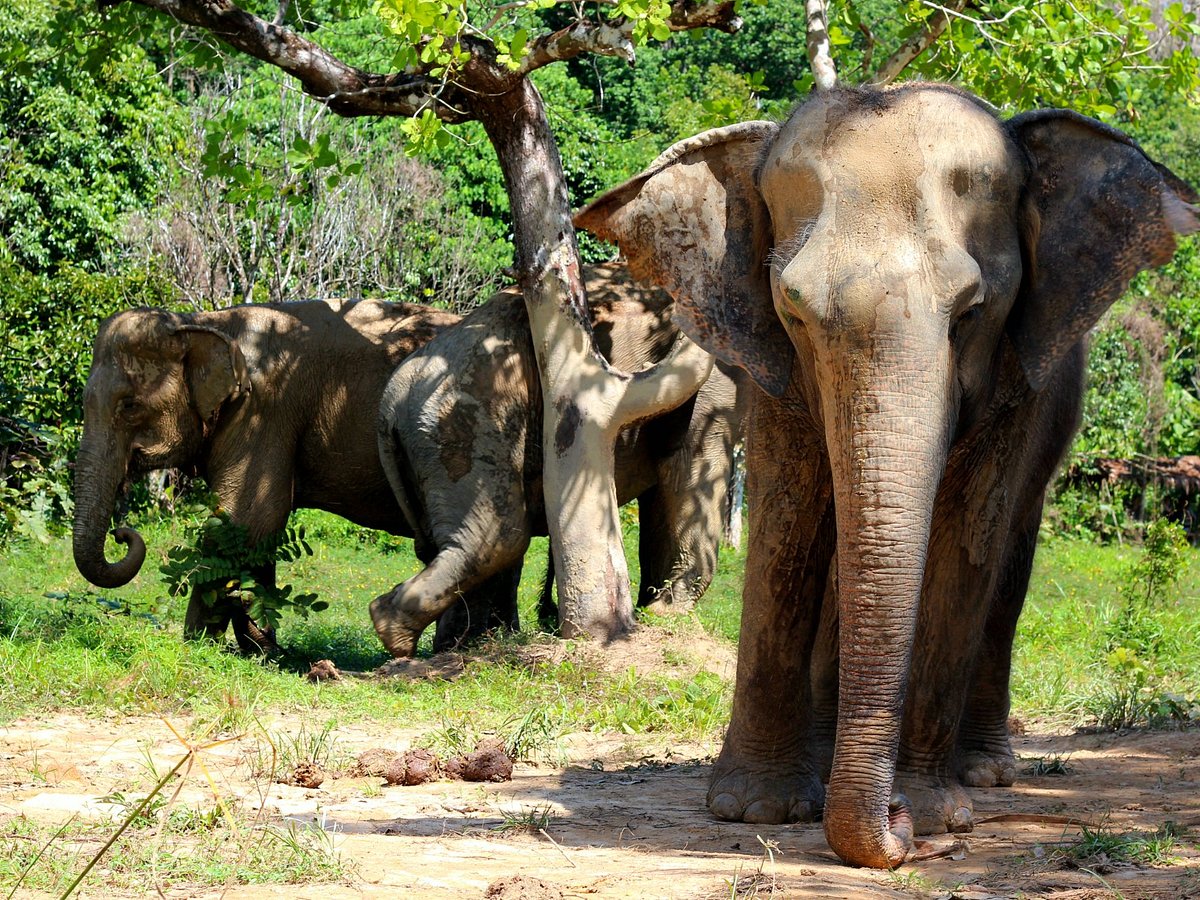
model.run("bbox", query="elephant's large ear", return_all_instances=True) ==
[1008,109,1199,390]
[574,122,792,397]
[174,325,250,421]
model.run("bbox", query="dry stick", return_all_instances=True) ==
[907,814,1101,863]
[975,813,1098,827]
[58,751,193,900]
[538,828,577,867]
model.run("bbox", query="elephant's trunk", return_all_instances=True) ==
[816,333,953,869]
[72,429,146,588]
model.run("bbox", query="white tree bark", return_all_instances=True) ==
[806,0,838,90]
[110,0,736,642]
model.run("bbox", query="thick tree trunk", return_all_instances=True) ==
[474,77,712,641]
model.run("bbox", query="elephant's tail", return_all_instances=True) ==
[377,387,432,553]
[537,553,558,634]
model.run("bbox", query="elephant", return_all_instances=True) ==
[574,83,1197,868]
[371,261,746,658]
[73,298,459,651]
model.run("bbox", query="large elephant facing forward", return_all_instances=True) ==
[576,84,1197,868]
[73,299,459,651]
[372,262,746,657]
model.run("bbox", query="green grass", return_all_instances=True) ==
[0,808,350,893]
[2,511,1196,736]
[1014,536,1200,724]
[1060,820,1186,867]
[0,511,739,741]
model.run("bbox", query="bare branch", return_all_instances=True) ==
[870,0,969,85]
[518,20,637,75]
[849,0,876,76]
[806,0,837,90]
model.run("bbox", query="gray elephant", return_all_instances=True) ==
[73,299,459,651]
[575,83,1197,868]
[371,262,746,658]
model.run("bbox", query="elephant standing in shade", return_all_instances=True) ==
[575,83,1197,867]
[371,262,746,658]
[72,299,459,652]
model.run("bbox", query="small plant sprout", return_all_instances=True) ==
[495,804,555,833]
[1026,752,1076,776]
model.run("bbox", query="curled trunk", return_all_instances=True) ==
[72,433,146,588]
[818,340,952,868]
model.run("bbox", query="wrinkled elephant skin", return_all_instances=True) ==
[575,84,1198,867]
[373,262,746,657]
[73,299,458,651]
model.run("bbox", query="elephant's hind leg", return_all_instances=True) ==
[708,393,833,825]
[432,562,523,652]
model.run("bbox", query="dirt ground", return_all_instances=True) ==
[3,650,1199,899]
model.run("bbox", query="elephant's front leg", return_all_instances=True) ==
[183,590,234,642]
[708,392,834,825]
[894,438,1011,837]
[229,561,279,654]
[955,506,1038,789]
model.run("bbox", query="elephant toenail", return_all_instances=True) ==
[709,793,743,822]
[744,799,786,825]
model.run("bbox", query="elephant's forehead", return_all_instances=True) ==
[765,88,1014,194]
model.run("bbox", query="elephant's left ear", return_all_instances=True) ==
[174,325,251,422]
[574,122,793,398]
[1008,109,1199,391]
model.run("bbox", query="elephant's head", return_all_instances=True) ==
[73,309,249,588]
[576,84,1198,868]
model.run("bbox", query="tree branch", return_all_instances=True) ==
[806,0,837,90]
[870,0,970,85]
[112,0,473,120]
[517,1,741,76]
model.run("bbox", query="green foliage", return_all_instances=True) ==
[829,0,1200,120]
[1094,519,1192,729]
[0,0,185,273]
[1012,535,1200,723]
[160,510,328,634]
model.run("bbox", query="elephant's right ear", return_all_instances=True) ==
[575,122,793,398]
[173,325,250,422]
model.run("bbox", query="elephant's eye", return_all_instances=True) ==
[951,305,982,343]
[117,397,141,416]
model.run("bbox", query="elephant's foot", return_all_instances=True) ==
[708,753,824,824]
[959,744,1018,788]
[370,589,428,658]
[894,772,974,835]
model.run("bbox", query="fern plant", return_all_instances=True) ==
[160,509,326,634]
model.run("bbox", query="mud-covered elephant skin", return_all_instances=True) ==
[373,262,746,657]
[73,299,459,652]
[575,84,1198,867]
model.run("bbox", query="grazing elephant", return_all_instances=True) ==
[72,299,459,651]
[372,262,746,657]
[575,83,1197,868]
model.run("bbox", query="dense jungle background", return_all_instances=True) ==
[2,2,1200,896]
[3,0,1200,548]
